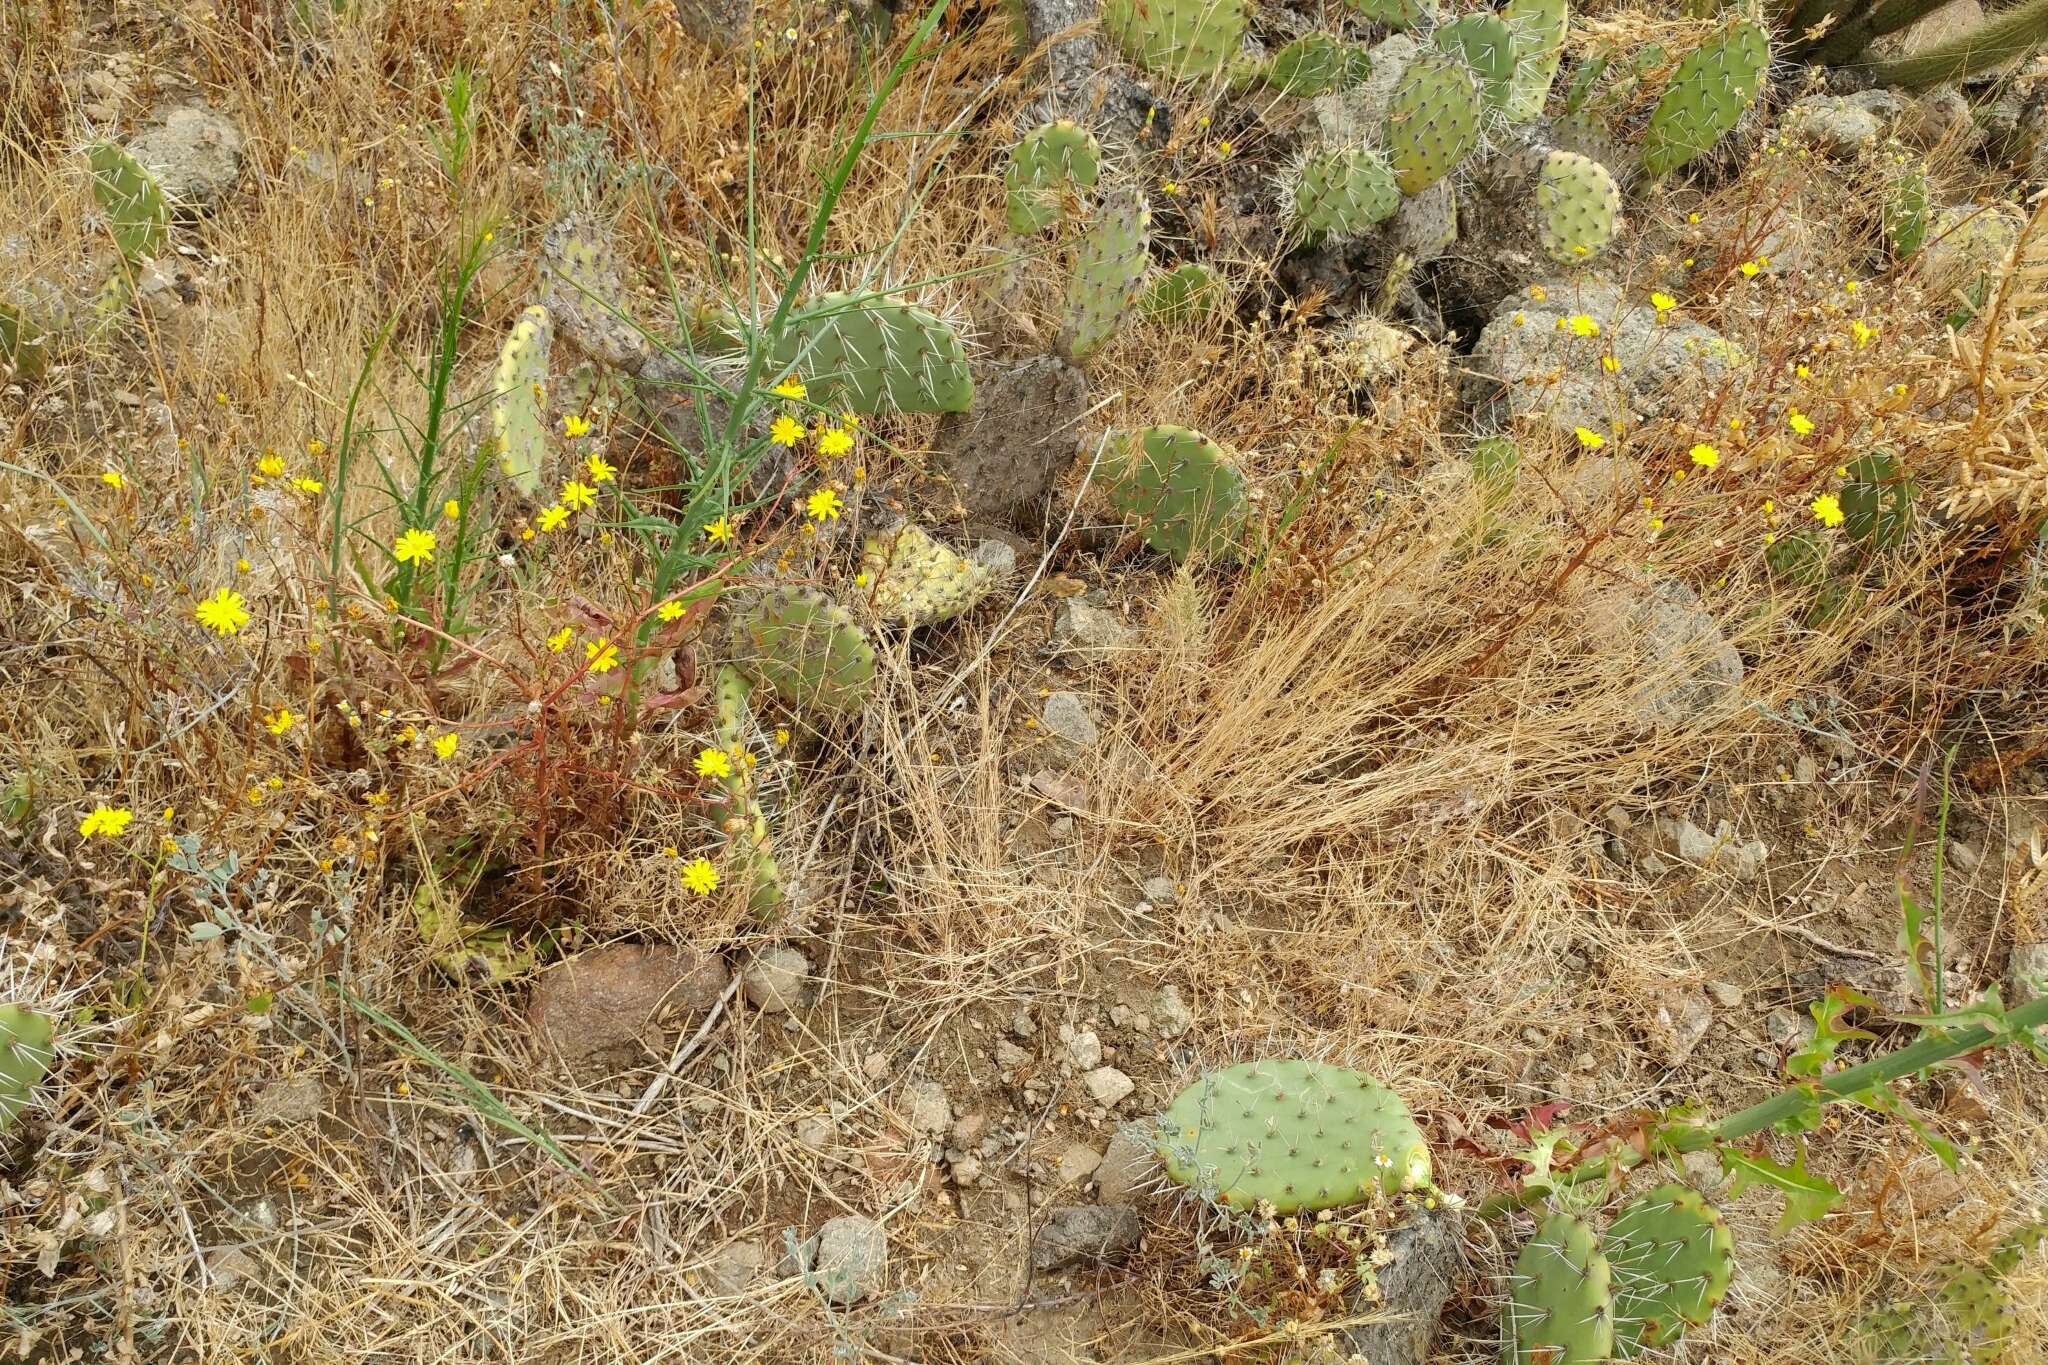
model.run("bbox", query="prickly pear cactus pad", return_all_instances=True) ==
[88,142,170,264]
[1640,21,1770,178]
[540,215,648,372]
[859,524,996,626]
[1144,262,1225,321]
[1258,33,1374,96]
[1502,0,1568,122]
[1384,50,1483,195]
[1508,1213,1616,1365]
[1005,121,1102,235]
[1536,150,1621,262]
[1061,193,1151,365]
[1101,0,1248,80]
[1885,158,1929,258]
[1155,1060,1431,1212]
[1101,424,1248,563]
[491,305,552,498]
[1,1004,57,1132]
[1346,0,1431,27]
[1602,1183,1734,1355]
[735,586,878,714]
[1288,145,1403,241]
[771,292,973,415]
[1434,13,1518,107]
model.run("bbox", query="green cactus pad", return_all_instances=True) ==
[87,142,170,264]
[540,215,648,372]
[1345,0,1431,28]
[1641,21,1769,178]
[491,305,552,498]
[1885,161,1929,258]
[1101,0,1248,80]
[0,302,49,383]
[735,586,877,714]
[1155,1059,1431,1213]
[1005,121,1102,234]
[1840,450,1915,550]
[1507,1213,1616,1365]
[1061,193,1151,365]
[1434,13,1518,107]
[1938,1267,2014,1364]
[1258,33,1374,96]
[772,292,972,415]
[0,1004,56,1132]
[1502,0,1568,122]
[1144,263,1225,322]
[1536,150,1621,263]
[1384,50,1483,194]
[1289,145,1403,241]
[1602,1183,1735,1355]
[1101,424,1247,563]
[859,524,996,626]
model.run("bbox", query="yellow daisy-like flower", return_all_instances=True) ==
[694,748,733,779]
[195,587,252,636]
[393,527,437,566]
[1851,320,1878,348]
[658,601,685,622]
[78,804,135,838]
[257,453,287,478]
[265,708,297,736]
[101,469,126,489]
[1566,314,1600,337]
[1601,355,1620,373]
[1739,260,1761,278]
[770,415,805,448]
[1574,427,1606,450]
[817,427,855,458]
[1689,444,1720,469]
[443,499,461,520]
[704,515,734,545]
[584,637,620,673]
[680,857,720,895]
[805,487,844,521]
[560,480,597,512]
[1650,291,1677,313]
[547,625,574,653]
[433,732,460,758]
[1810,494,1845,527]
[563,414,592,438]
[773,378,807,400]
[291,476,324,494]
[537,504,570,532]
[1787,409,1816,437]
[586,454,617,483]
[1528,284,1548,301]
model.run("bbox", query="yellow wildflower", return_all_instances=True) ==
[1787,409,1816,437]
[817,427,855,458]
[704,515,734,545]
[658,601,685,622]
[393,527,437,566]
[770,415,805,447]
[433,732,460,758]
[680,857,720,895]
[586,454,617,483]
[195,588,252,636]
[1851,320,1877,348]
[806,487,844,521]
[694,748,733,779]
[258,453,287,478]
[537,504,569,533]
[547,625,574,653]
[266,708,297,736]
[1650,291,1676,313]
[291,476,324,494]
[1810,494,1844,527]
[563,414,592,438]
[101,469,125,489]
[443,499,461,520]
[1739,261,1761,277]
[773,378,807,400]
[78,805,135,838]
[560,480,597,512]
[584,637,620,673]
[1566,314,1600,337]
[1574,427,1605,450]
[1689,444,1720,469]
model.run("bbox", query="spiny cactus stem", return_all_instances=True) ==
[1863,0,2048,89]
[1811,0,1959,61]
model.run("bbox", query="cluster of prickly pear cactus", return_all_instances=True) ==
[859,523,995,626]
[1243,32,1375,97]
[1101,0,1247,80]
[772,292,973,414]
[1852,1218,2047,1364]
[1100,424,1247,563]
[1384,50,1483,195]
[1509,1184,1734,1362]
[735,586,877,715]
[1061,192,1151,364]
[88,142,169,265]
[710,665,786,917]
[1535,150,1621,263]
[1435,13,1518,107]
[1,1004,56,1132]
[1154,1059,1432,1212]
[1287,145,1403,242]
[1005,121,1101,235]
[1143,262,1224,322]
[492,306,552,498]
[1640,20,1770,178]
[1346,0,1430,27]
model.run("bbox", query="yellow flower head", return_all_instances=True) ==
[773,378,807,400]
[195,587,252,636]
[101,469,126,489]
[257,454,287,479]
[560,480,597,512]
[584,637,620,673]
[563,413,592,438]
[1567,314,1600,337]
[1689,443,1720,469]
[1574,427,1606,450]
[266,708,297,736]
[537,504,569,533]
[433,732,460,758]
[586,454,617,483]
[1601,355,1620,373]
[658,601,685,622]
[694,748,733,779]
[547,625,574,653]
[704,515,734,545]
[1810,493,1844,527]
[1739,261,1761,278]
[291,476,324,494]
[770,415,805,448]
[1787,409,1816,437]
[817,427,855,458]
[1650,291,1677,313]
[78,804,135,838]
[1851,320,1878,348]
[805,487,844,521]
[680,857,720,896]
[393,527,437,566]
[443,499,461,520]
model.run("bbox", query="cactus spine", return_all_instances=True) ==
[1640,21,1770,178]
[1061,192,1151,364]
[734,586,877,714]
[1288,145,1403,242]
[1101,0,1248,80]
[711,665,785,917]
[87,143,170,264]
[1100,424,1247,563]
[1434,13,1519,108]
[1507,1213,1616,1364]
[1384,50,1484,194]
[858,523,996,625]
[491,306,552,498]
[772,292,973,415]
[0,1004,56,1132]
[1885,158,1930,258]
[1535,150,1621,262]
[1603,1183,1735,1354]
[1155,1059,1432,1212]
[1345,0,1431,28]
[1502,0,1568,122]
[1253,33,1375,96]
[1005,121,1102,235]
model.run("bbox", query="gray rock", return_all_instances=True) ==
[1782,91,1902,158]
[1012,1007,1038,1037]
[1390,176,1458,265]
[1058,1142,1103,1184]
[1337,1210,1464,1365]
[1083,1066,1135,1107]
[1041,691,1100,747]
[810,1215,888,1304]
[2010,943,2048,1003]
[1313,35,1416,143]
[703,1239,766,1295]
[1053,600,1137,653]
[902,1078,953,1137]
[794,1113,838,1150]
[126,105,245,213]
[1648,986,1714,1066]
[1153,983,1194,1039]
[1142,876,1180,905]
[1030,1204,1142,1271]
[1590,575,1744,732]
[996,1039,1032,1068]
[1067,1028,1104,1070]
[933,356,1087,529]
[250,1076,326,1126]
[1765,1005,1815,1048]
[972,539,1020,579]
[1094,1128,1160,1204]
[1468,277,1748,437]
[1706,981,1745,1009]
[1948,839,1981,871]
[742,945,809,1013]
[527,945,730,1076]
[1659,817,1769,881]
[1013,0,1168,151]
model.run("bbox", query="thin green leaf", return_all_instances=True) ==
[1721,1144,1841,1232]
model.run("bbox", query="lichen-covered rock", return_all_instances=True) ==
[1030,1204,1142,1271]
[1585,574,1745,732]
[1782,90,1905,158]
[1337,1210,1463,1365]
[933,356,1088,528]
[125,106,244,213]
[809,1215,888,1304]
